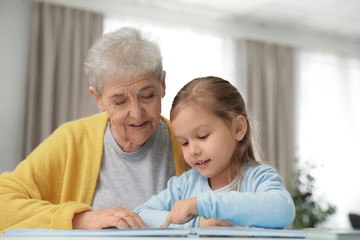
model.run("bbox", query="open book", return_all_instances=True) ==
[2,227,306,238]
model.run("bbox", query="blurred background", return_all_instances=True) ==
[1,0,359,230]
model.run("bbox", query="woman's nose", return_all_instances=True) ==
[129,100,144,118]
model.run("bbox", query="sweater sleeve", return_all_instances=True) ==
[197,165,295,229]
[0,116,105,233]
[134,173,199,228]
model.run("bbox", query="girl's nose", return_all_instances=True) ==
[189,142,201,156]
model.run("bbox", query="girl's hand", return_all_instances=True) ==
[160,198,198,227]
[199,217,234,227]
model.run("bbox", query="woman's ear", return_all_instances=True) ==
[89,86,105,112]
[234,115,247,141]
[161,71,166,98]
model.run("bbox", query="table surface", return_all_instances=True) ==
[1,237,302,240]
[0,228,306,239]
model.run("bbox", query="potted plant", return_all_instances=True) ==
[288,161,336,229]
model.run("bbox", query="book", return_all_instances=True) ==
[2,227,306,238]
[305,229,360,240]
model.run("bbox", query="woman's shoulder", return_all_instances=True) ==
[56,113,108,134]
[42,113,108,146]
[160,116,170,129]
[61,113,108,129]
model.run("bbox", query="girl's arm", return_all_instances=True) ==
[197,164,295,228]
[134,173,200,228]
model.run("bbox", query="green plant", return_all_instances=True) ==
[289,161,336,229]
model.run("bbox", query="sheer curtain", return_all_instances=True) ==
[22,2,103,158]
[296,51,360,228]
[234,39,295,185]
[104,20,229,119]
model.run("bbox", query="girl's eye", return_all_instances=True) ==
[181,141,189,146]
[199,134,209,140]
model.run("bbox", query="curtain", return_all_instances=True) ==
[234,39,295,185]
[22,2,103,159]
[297,51,360,228]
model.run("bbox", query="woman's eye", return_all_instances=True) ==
[115,100,126,106]
[199,134,209,140]
[142,93,154,99]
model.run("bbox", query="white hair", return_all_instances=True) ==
[84,27,163,95]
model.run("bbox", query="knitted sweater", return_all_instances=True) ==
[135,165,295,229]
[0,113,186,233]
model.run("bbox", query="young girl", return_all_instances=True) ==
[134,76,295,229]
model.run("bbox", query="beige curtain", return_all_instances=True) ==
[22,2,103,158]
[235,39,295,185]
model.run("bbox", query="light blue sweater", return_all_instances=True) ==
[134,164,295,229]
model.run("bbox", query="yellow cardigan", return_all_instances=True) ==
[0,113,188,233]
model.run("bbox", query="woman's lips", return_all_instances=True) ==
[129,121,149,129]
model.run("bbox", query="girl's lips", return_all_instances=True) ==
[195,159,210,169]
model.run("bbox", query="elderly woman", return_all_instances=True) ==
[0,27,189,232]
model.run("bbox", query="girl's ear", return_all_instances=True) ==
[234,115,247,141]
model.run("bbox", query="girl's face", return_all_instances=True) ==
[171,104,247,190]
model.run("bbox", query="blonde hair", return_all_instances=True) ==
[170,76,260,175]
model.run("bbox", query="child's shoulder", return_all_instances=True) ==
[170,169,203,184]
[178,169,202,180]
[243,163,283,183]
[245,163,277,174]
[167,169,209,193]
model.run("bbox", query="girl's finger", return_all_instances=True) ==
[160,217,171,228]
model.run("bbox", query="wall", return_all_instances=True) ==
[0,0,30,173]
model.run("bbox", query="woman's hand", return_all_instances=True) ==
[199,217,234,227]
[72,206,146,229]
[160,198,198,227]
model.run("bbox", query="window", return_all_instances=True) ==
[296,51,360,228]
[104,19,229,119]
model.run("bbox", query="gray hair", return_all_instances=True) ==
[84,27,163,95]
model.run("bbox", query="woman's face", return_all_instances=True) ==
[91,72,165,152]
